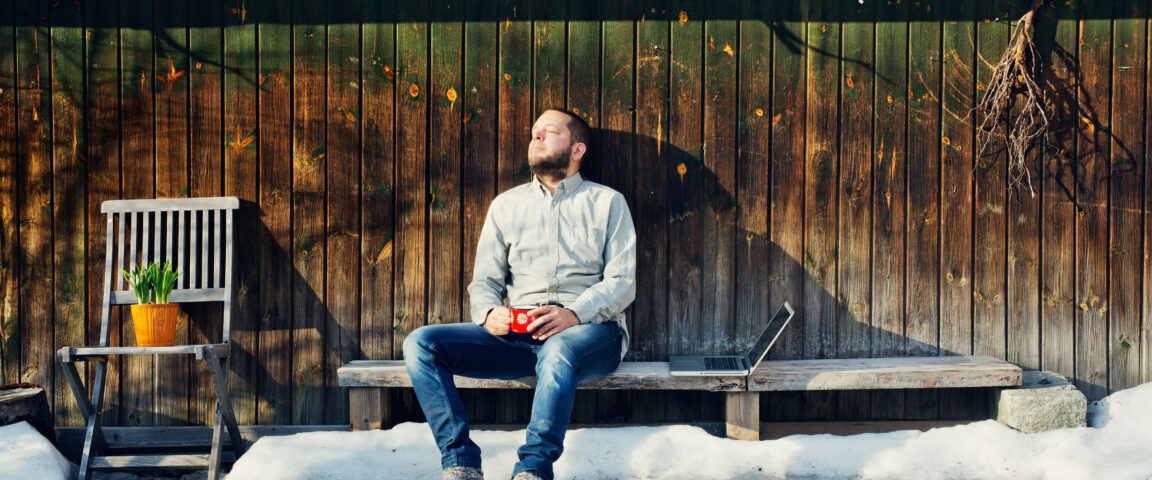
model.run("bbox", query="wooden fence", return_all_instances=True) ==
[1,0,1150,428]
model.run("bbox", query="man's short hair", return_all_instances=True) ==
[545,107,593,160]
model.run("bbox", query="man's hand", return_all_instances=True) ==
[483,307,512,336]
[526,305,580,340]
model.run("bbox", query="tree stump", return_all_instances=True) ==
[0,384,56,445]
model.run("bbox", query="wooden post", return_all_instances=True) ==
[725,392,759,441]
[349,387,385,431]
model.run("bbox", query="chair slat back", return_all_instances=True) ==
[98,197,240,347]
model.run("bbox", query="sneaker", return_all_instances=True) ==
[443,466,484,480]
[511,471,545,480]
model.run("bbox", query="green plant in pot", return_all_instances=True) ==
[122,261,183,347]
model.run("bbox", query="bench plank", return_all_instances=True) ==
[338,361,746,392]
[746,355,1022,391]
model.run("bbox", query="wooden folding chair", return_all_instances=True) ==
[57,197,245,480]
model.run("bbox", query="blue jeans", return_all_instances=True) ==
[403,322,623,480]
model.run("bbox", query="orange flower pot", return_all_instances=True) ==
[130,304,180,347]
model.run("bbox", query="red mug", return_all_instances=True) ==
[509,306,535,333]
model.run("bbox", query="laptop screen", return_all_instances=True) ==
[742,302,794,369]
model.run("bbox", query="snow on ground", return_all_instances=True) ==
[4,382,1152,480]
[0,421,75,480]
[227,382,1152,479]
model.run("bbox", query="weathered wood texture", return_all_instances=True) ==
[2,1,1150,430]
[725,392,759,441]
[1076,0,1112,401]
[0,386,54,442]
[746,355,1021,391]
[338,361,746,392]
[338,355,1019,397]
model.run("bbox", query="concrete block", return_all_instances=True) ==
[995,370,1086,433]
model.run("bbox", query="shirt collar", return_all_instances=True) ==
[531,172,584,197]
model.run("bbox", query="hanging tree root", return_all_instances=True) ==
[975,0,1048,197]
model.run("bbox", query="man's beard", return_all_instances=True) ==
[529,145,571,181]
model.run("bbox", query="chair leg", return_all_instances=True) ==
[208,403,225,480]
[58,355,92,421]
[77,361,109,480]
[203,349,246,474]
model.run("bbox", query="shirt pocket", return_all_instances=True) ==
[568,225,606,267]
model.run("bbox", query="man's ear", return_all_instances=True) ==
[570,142,587,162]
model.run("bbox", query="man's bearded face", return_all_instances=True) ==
[528,142,571,180]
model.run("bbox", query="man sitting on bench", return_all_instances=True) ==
[403,108,637,480]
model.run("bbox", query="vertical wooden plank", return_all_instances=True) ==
[632,0,667,423]
[736,0,770,364]
[223,0,259,426]
[49,0,85,427]
[499,0,532,191]
[119,0,154,426]
[84,106,117,420]
[804,0,840,367]
[973,0,1008,361]
[1006,1,1042,374]
[668,0,705,423]
[939,0,976,419]
[1109,0,1146,393]
[362,0,396,363]
[634,2,670,343]
[873,0,910,359]
[292,0,328,424]
[702,0,736,357]
[152,0,189,427]
[837,0,874,360]
[0,0,19,387]
[765,0,806,423]
[1144,0,1152,386]
[257,0,292,426]
[939,1,974,358]
[836,0,874,421]
[1076,0,1111,401]
[1040,0,1076,382]
[429,0,461,330]
[14,0,52,413]
[461,0,497,422]
[394,0,428,363]
[597,0,634,425]
[871,0,907,421]
[324,0,362,426]
[904,0,941,420]
[533,0,566,116]
[187,0,223,426]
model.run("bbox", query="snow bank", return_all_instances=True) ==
[0,421,74,480]
[132,382,1152,479]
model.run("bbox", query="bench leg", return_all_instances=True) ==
[725,392,759,441]
[350,387,387,431]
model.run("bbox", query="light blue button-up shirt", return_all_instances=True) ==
[468,172,637,358]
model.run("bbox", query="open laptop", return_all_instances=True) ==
[669,301,794,376]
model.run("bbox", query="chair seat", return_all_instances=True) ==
[59,344,229,362]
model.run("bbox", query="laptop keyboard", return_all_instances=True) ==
[705,356,742,371]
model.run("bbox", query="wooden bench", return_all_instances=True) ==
[338,355,1022,441]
